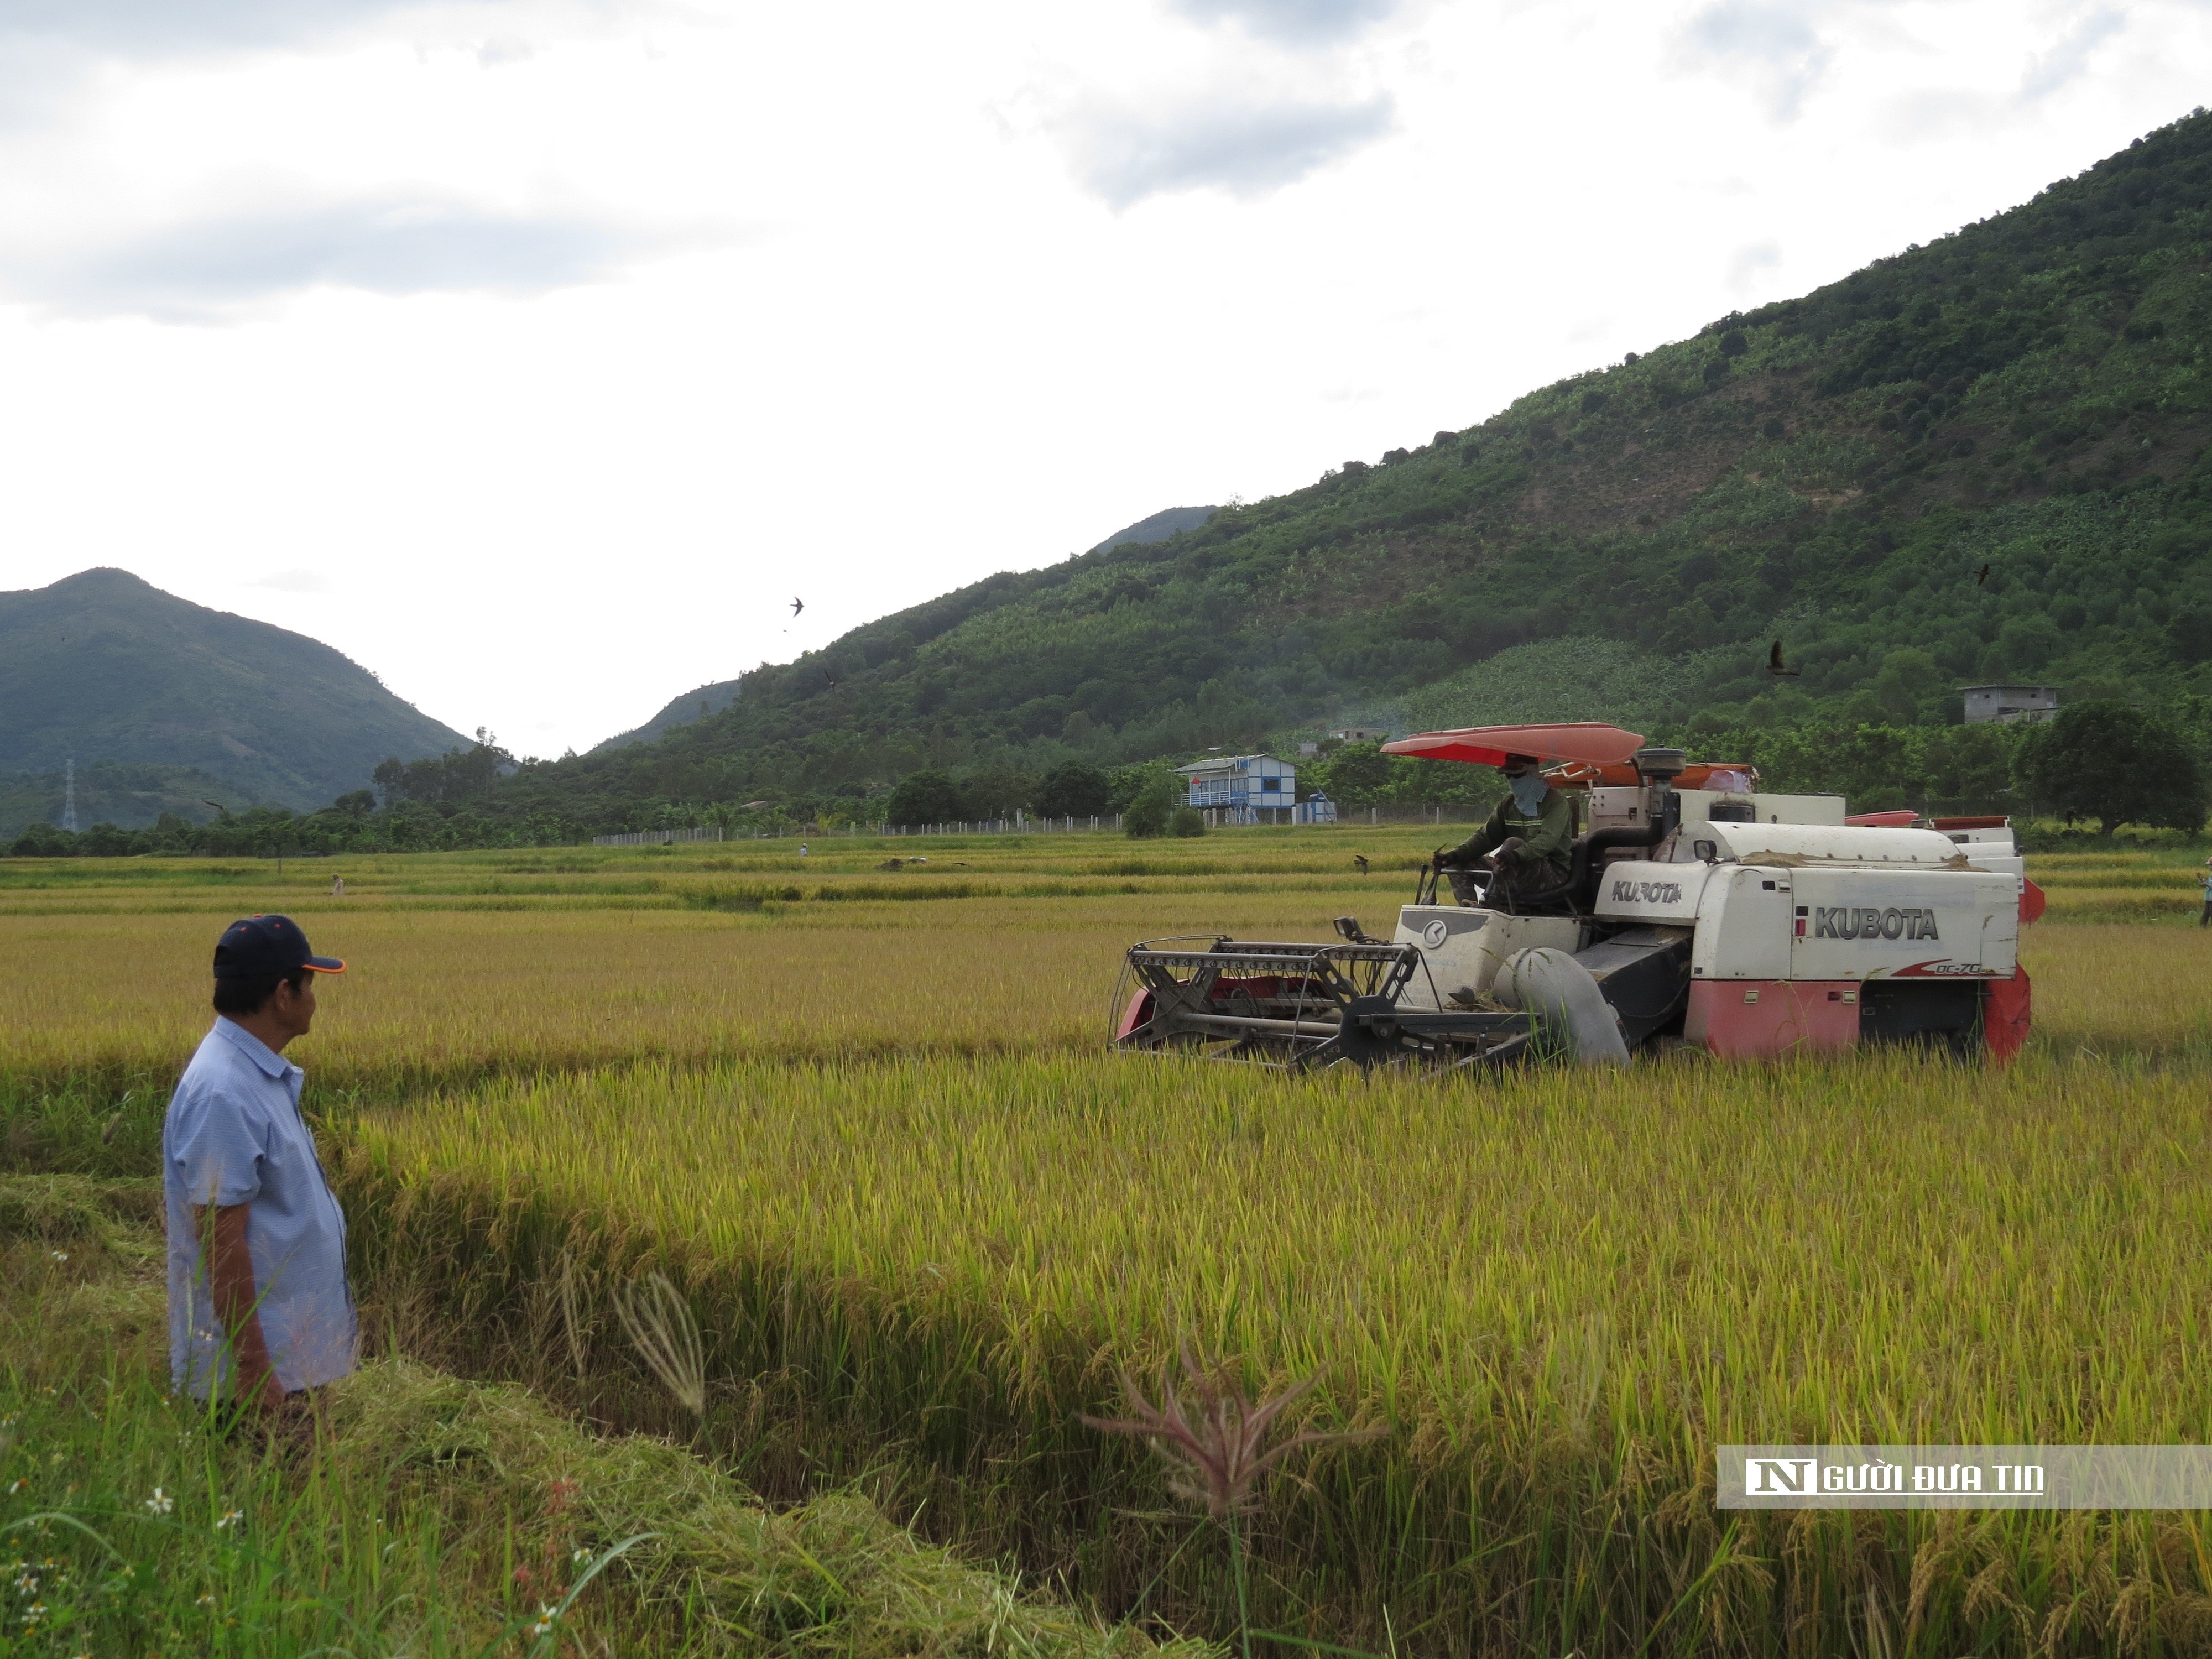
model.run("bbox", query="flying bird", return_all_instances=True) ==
[1975,563,1991,586]
[1353,854,1370,874]
[1767,640,1801,677]
[821,672,839,691]
[791,597,805,616]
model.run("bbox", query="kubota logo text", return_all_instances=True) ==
[1814,906,1939,941]
[1609,879,1684,904]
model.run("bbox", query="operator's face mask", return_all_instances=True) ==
[1508,771,1548,816]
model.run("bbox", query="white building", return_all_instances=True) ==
[1177,753,1301,824]
[1959,685,2060,725]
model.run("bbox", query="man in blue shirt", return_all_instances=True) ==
[164,914,354,1412]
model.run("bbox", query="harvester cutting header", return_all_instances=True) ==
[1113,723,2039,1070]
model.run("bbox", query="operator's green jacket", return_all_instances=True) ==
[1447,784,1573,885]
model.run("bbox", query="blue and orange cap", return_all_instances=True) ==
[211,914,346,979]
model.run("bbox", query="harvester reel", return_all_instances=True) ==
[1113,937,1533,1073]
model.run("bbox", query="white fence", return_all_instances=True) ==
[591,827,727,847]
[588,808,1441,844]
[885,816,1117,835]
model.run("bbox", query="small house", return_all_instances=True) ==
[1959,685,2060,725]
[1176,754,1298,825]
[1331,727,1389,743]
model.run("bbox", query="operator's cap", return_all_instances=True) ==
[211,914,346,979]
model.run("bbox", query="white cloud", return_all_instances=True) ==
[2022,6,2126,100]
[0,196,685,320]
[1168,0,1406,46]
[1676,0,1837,120]
[1051,86,1395,207]
[1,0,477,60]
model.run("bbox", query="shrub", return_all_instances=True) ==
[1168,807,1204,838]
[1123,772,1181,838]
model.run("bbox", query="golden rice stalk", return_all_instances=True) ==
[557,1246,590,1385]
[611,1271,706,1417]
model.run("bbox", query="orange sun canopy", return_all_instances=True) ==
[1381,723,1646,769]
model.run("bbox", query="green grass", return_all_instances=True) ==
[0,1175,1213,1659]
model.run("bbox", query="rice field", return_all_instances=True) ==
[6,826,2212,1656]
[5,830,2210,1099]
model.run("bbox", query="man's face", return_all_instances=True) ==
[270,974,319,1041]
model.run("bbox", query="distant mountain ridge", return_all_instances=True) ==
[1090,505,1217,554]
[591,679,744,754]
[0,568,469,817]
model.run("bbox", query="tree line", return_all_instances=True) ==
[15,698,2201,857]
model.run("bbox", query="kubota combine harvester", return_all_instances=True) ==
[1112,723,2041,1070]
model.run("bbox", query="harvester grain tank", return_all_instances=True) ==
[1112,723,2039,1069]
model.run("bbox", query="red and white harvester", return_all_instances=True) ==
[1113,723,2041,1070]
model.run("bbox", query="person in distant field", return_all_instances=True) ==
[2200,857,2212,927]
[1437,753,1572,907]
[330,876,345,897]
[163,915,355,1417]
[799,842,810,858]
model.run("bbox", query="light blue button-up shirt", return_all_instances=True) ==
[163,1018,357,1396]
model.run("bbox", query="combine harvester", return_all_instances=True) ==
[1113,723,2041,1070]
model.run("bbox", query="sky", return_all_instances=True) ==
[2,0,2209,759]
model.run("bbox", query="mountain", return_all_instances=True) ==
[591,679,744,754]
[0,569,471,816]
[402,110,2212,827]
[1090,506,1217,554]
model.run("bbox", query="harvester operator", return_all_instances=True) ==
[1437,753,1572,907]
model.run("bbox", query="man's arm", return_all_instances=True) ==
[192,1203,283,1413]
[1443,801,1509,866]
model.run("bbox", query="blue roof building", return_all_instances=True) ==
[1176,753,1329,825]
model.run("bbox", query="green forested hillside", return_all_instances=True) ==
[445,109,2212,831]
[0,568,469,813]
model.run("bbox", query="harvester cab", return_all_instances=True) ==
[1112,722,2037,1071]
